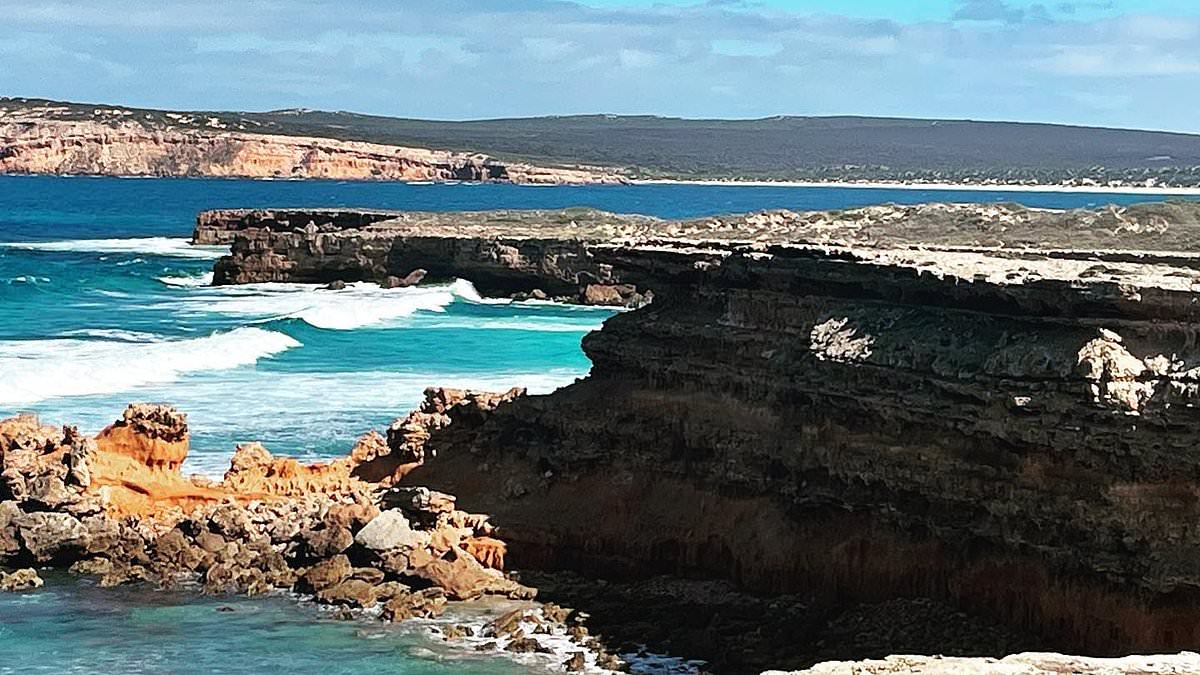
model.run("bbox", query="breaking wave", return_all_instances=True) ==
[0,327,300,406]
[0,237,227,259]
[165,280,505,330]
[157,271,215,287]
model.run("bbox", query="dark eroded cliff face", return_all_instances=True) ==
[203,203,1200,661]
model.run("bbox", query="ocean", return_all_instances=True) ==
[1,175,1195,673]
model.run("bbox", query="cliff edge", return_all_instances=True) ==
[0,102,625,183]
[199,202,1200,672]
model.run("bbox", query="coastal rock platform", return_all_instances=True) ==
[195,201,1200,672]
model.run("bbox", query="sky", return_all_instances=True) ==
[2,0,1200,132]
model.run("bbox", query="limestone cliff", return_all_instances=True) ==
[0,104,624,183]
[202,202,1200,670]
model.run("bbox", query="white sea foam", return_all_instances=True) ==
[419,319,604,332]
[164,279,610,331]
[157,271,215,287]
[57,328,166,342]
[447,278,513,304]
[167,281,482,330]
[0,237,227,259]
[0,327,300,406]
[5,275,50,284]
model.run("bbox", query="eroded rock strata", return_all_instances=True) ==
[0,105,624,184]
[204,201,1200,670]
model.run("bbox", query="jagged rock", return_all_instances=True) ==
[16,511,89,561]
[380,269,426,289]
[582,284,624,306]
[316,579,378,607]
[297,554,352,593]
[95,404,189,471]
[412,547,533,601]
[506,637,551,654]
[208,502,255,539]
[353,510,428,552]
[349,567,385,585]
[0,568,43,592]
[0,501,21,559]
[324,501,379,532]
[301,526,354,559]
[194,530,226,554]
[27,475,72,509]
[372,580,411,602]
[564,652,586,671]
[380,588,447,621]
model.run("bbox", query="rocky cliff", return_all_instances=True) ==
[0,103,624,183]
[202,202,1200,671]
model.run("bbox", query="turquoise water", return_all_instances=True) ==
[0,574,548,675]
[2,176,1196,473]
[1,176,1196,673]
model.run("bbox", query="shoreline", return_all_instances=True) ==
[6,172,1200,196]
[630,178,1200,195]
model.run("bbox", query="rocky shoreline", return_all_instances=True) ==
[0,399,626,672]
[174,201,1200,673]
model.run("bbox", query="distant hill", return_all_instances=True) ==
[5,97,1200,186]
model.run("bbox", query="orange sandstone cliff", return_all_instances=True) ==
[0,103,625,184]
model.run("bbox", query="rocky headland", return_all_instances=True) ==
[184,200,1200,672]
[0,400,624,671]
[0,102,624,183]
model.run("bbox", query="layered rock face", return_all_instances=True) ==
[203,201,1200,667]
[0,111,624,184]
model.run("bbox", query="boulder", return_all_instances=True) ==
[297,554,352,593]
[413,547,533,601]
[16,511,89,561]
[316,579,378,608]
[0,501,21,559]
[381,588,447,621]
[380,269,427,289]
[354,510,429,552]
[301,526,354,559]
[582,284,624,306]
[0,568,43,592]
[94,404,189,472]
[349,567,385,585]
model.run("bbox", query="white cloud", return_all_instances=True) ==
[1,0,1199,131]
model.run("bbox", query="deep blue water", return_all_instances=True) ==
[1,175,1194,674]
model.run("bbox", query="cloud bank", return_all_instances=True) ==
[1,0,1197,131]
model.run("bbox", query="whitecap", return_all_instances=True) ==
[115,257,145,266]
[447,278,513,304]
[0,237,227,259]
[5,275,50,284]
[57,328,166,342]
[418,319,604,333]
[157,271,214,287]
[167,281,461,330]
[0,327,300,406]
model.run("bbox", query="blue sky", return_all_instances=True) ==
[3,0,1200,131]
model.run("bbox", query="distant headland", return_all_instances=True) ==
[5,96,1200,189]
